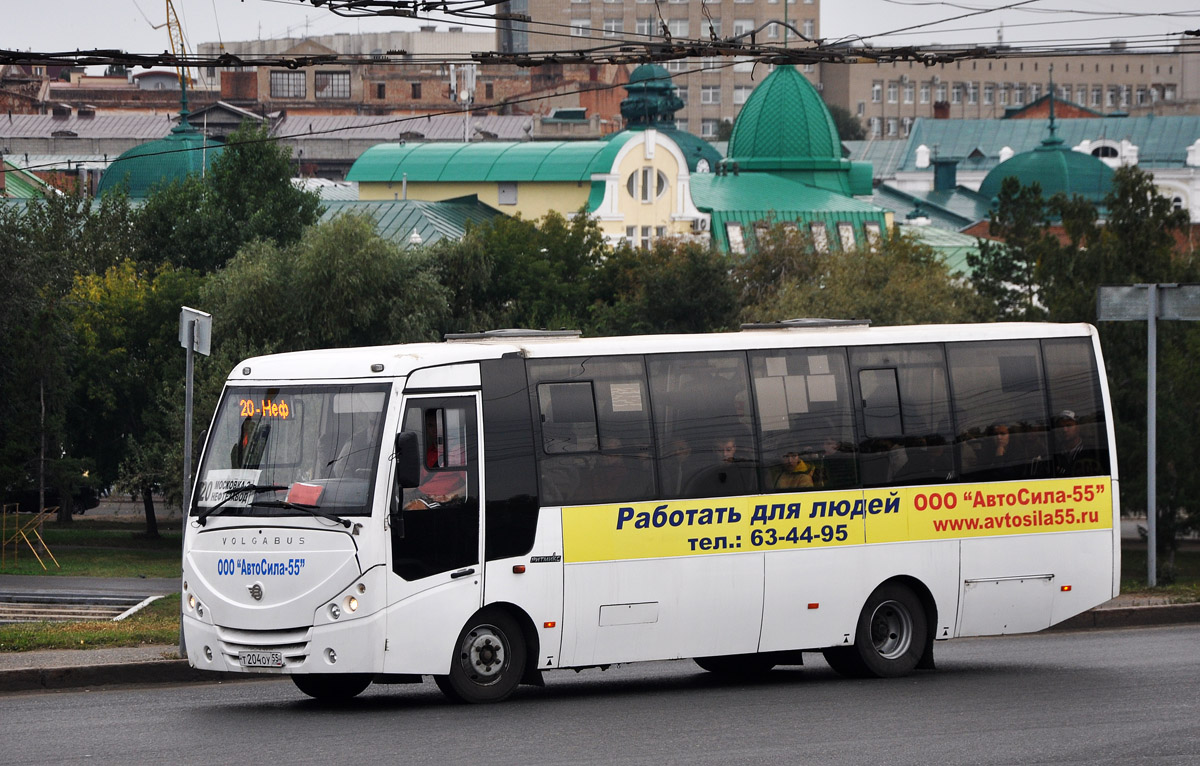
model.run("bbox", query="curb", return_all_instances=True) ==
[0,660,256,693]
[1051,602,1200,631]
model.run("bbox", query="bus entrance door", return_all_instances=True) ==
[384,394,483,674]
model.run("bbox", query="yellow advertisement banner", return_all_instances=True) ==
[562,477,1112,564]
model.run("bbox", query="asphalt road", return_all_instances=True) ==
[1,624,1197,766]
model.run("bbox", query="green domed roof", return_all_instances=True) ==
[977,134,1113,203]
[628,63,672,85]
[97,115,223,198]
[726,65,841,169]
[621,63,685,129]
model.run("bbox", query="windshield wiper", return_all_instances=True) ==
[249,499,352,528]
[195,484,289,526]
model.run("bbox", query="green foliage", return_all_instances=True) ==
[136,121,322,273]
[982,166,1200,564]
[740,225,988,326]
[1039,167,1199,562]
[429,209,609,334]
[968,177,1056,319]
[717,119,735,142]
[826,103,866,142]
[0,191,137,516]
[590,238,741,335]
[66,260,204,535]
[203,213,447,355]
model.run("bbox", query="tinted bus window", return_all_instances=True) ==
[649,352,757,499]
[948,340,1050,482]
[481,357,540,561]
[850,345,955,487]
[749,348,858,491]
[528,356,655,505]
[1042,337,1110,477]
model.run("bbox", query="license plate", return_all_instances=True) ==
[239,650,284,668]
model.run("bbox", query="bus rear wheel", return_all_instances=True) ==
[435,609,526,704]
[823,583,927,679]
[292,673,372,701]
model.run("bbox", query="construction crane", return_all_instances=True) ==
[133,0,192,90]
[163,0,188,90]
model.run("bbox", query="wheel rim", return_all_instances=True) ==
[458,624,508,685]
[869,599,913,660]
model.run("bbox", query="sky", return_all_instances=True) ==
[3,0,1198,61]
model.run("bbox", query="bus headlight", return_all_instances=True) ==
[188,594,196,611]
[347,596,359,613]
[329,603,341,620]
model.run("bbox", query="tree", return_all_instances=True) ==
[0,190,137,521]
[136,121,322,273]
[739,224,988,326]
[717,119,735,142]
[203,213,448,356]
[826,103,866,142]
[68,261,205,537]
[967,177,1061,320]
[590,238,741,335]
[429,209,609,335]
[1035,167,1198,576]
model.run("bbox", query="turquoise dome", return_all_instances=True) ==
[978,134,1114,203]
[726,65,841,169]
[97,114,223,198]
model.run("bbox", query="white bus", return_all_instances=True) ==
[182,322,1119,703]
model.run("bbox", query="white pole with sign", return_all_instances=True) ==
[179,307,212,515]
[1097,284,1200,586]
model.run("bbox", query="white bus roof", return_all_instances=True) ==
[227,323,1099,383]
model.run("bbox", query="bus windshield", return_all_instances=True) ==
[191,383,391,519]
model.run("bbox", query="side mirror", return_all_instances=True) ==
[394,431,421,489]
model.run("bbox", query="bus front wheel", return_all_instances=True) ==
[292,673,372,701]
[435,608,526,704]
[823,583,927,679]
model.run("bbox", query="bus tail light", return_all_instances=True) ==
[1061,585,1072,592]
[513,565,526,574]
[808,603,820,610]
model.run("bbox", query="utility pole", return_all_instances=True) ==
[1097,283,1200,586]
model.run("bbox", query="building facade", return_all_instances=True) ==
[497,0,822,139]
[823,43,1199,140]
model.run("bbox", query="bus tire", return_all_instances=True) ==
[292,673,372,701]
[694,654,776,676]
[435,608,526,704]
[825,583,927,679]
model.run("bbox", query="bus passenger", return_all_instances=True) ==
[973,422,1024,481]
[770,449,815,489]
[404,415,465,509]
[813,435,857,489]
[1052,410,1100,477]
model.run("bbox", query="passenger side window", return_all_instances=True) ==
[528,357,655,506]
[850,345,955,487]
[1042,337,1110,477]
[649,352,758,499]
[750,348,858,491]
[948,340,1050,482]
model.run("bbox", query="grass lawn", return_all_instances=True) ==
[1,519,180,578]
[1119,541,1200,602]
[0,595,181,653]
